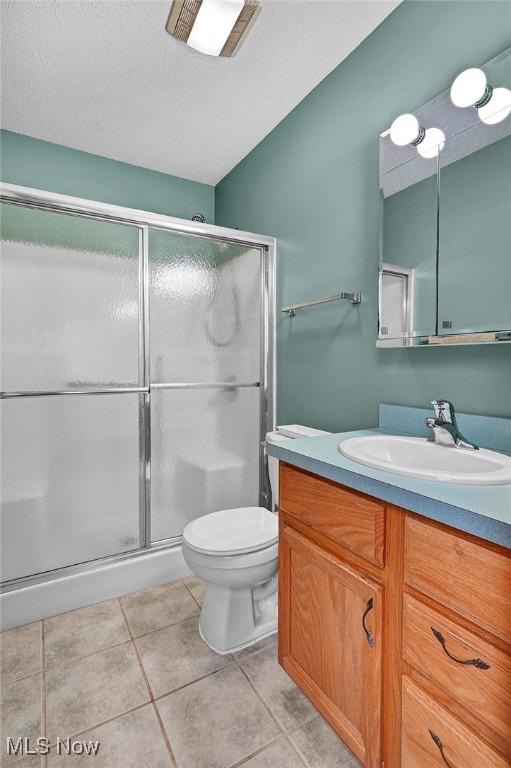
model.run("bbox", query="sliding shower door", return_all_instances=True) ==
[0,203,143,581]
[149,230,263,542]
[0,188,273,586]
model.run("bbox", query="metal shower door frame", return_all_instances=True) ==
[0,182,276,591]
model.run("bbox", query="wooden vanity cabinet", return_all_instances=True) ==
[278,461,511,768]
[279,524,383,767]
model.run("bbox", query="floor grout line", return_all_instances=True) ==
[285,733,312,768]
[153,663,235,704]
[39,612,200,679]
[41,620,47,768]
[39,701,154,758]
[235,661,287,737]
[235,650,316,768]
[118,596,180,766]
[117,599,155,702]
[128,612,200,643]
[227,733,286,768]
[43,636,133,674]
[181,577,203,610]
[0,667,43,687]
[151,701,179,768]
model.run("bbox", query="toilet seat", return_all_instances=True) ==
[183,506,278,556]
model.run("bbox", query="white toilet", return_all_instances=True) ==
[182,425,330,654]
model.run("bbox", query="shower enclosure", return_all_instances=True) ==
[0,184,274,611]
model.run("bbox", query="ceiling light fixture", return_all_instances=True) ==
[450,67,511,125]
[166,0,260,58]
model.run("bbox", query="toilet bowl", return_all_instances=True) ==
[183,506,278,653]
[183,425,331,654]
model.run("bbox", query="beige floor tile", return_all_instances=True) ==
[239,738,305,767]
[182,576,207,607]
[120,581,199,637]
[44,601,129,668]
[46,642,149,741]
[0,623,41,684]
[0,674,42,767]
[157,665,280,768]
[136,617,231,698]
[3,758,43,768]
[240,644,317,732]
[290,717,362,768]
[233,632,277,661]
[47,705,172,767]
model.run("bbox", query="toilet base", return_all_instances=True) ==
[198,581,278,655]
[199,620,277,656]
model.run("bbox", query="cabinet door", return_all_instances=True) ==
[279,525,382,768]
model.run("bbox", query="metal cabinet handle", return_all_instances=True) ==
[429,729,455,768]
[362,598,375,647]
[431,627,490,670]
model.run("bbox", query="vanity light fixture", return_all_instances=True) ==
[416,127,446,159]
[166,0,260,58]
[450,67,511,125]
[389,114,444,158]
[389,114,425,146]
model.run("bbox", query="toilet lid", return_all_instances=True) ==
[183,507,278,556]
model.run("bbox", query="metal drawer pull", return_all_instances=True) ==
[431,627,490,670]
[429,729,455,768]
[362,598,375,647]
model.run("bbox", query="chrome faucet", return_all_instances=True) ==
[425,400,479,451]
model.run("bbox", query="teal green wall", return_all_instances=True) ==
[215,0,511,429]
[0,130,214,223]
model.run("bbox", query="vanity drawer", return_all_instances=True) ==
[402,676,509,768]
[404,515,511,643]
[279,463,385,566]
[403,593,511,753]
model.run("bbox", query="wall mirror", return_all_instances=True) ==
[378,46,511,347]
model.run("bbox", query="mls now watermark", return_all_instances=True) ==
[6,737,101,757]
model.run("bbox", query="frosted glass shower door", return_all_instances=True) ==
[0,203,143,581]
[0,395,141,581]
[149,230,263,542]
[1,204,140,391]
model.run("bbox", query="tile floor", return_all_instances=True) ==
[0,576,361,768]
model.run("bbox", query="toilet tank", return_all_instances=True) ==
[265,424,332,511]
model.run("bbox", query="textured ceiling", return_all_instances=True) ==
[0,0,399,185]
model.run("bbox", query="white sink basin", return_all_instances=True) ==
[338,435,511,485]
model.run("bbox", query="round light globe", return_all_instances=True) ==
[450,68,487,108]
[478,87,511,125]
[417,128,446,159]
[390,114,420,146]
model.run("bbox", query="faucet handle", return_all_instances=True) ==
[431,399,455,424]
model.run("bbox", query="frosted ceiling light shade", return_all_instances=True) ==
[390,114,422,146]
[478,87,511,125]
[166,0,259,58]
[417,127,445,159]
[187,0,244,56]
[450,68,488,108]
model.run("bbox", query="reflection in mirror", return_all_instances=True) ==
[438,130,510,335]
[379,154,437,343]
